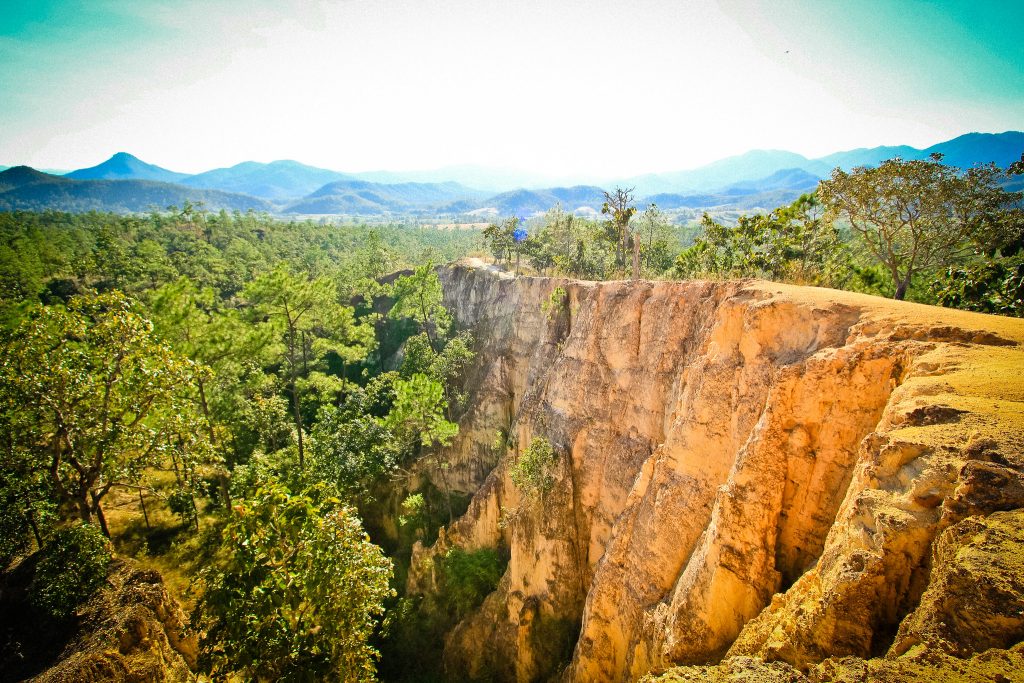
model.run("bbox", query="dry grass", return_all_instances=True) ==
[103,470,220,610]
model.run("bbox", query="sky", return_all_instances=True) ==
[1,0,1021,177]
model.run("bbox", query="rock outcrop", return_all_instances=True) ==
[408,260,1024,682]
[5,559,198,683]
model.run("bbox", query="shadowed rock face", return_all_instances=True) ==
[409,260,1024,682]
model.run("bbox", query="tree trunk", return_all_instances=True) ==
[197,378,216,444]
[286,320,306,468]
[894,274,911,300]
[90,491,110,537]
[27,504,42,548]
[292,385,305,469]
[631,234,641,280]
[139,488,151,530]
[76,493,92,525]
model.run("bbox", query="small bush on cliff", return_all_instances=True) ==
[511,437,559,499]
[541,287,568,320]
[441,547,505,618]
[29,523,112,621]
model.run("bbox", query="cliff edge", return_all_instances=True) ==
[409,259,1024,682]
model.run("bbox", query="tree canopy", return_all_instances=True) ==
[0,291,209,536]
[193,480,393,682]
[818,155,1021,300]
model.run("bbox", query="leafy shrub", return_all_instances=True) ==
[399,493,426,531]
[510,437,559,499]
[193,480,394,682]
[29,523,112,621]
[541,287,568,320]
[0,469,55,568]
[441,547,505,618]
[933,255,1024,317]
[166,489,198,526]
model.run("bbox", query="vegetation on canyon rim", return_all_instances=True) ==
[0,150,1022,680]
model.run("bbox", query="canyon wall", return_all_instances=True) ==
[409,260,1024,682]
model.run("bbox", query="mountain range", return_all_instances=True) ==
[2,131,1021,217]
[0,165,271,213]
[623,132,1024,195]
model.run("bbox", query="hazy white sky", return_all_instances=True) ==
[1,0,1021,176]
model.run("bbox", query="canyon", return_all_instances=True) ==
[408,259,1024,682]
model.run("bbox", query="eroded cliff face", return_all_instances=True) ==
[409,260,1024,682]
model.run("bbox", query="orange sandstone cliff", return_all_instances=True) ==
[408,259,1024,682]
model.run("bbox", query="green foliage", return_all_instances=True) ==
[166,488,199,528]
[673,194,850,287]
[536,204,596,278]
[541,287,569,320]
[29,523,112,621]
[483,218,516,266]
[510,437,559,499]
[386,373,459,450]
[491,200,680,280]
[933,254,1024,316]
[399,493,426,530]
[308,391,402,498]
[244,265,375,467]
[440,547,505,619]
[0,291,210,535]
[636,204,678,275]
[193,480,394,682]
[389,263,452,348]
[400,329,475,419]
[819,155,1022,300]
[602,187,639,276]
[399,331,436,378]
[0,449,56,566]
[0,208,483,677]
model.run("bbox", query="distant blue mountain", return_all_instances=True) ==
[350,165,567,193]
[815,132,1024,174]
[65,152,189,183]
[922,131,1024,170]
[457,186,607,217]
[284,179,486,215]
[719,168,822,196]
[181,160,352,200]
[0,166,56,192]
[815,145,919,172]
[622,131,1024,195]
[0,166,270,213]
[625,150,828,195]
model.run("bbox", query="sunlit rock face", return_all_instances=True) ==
[410,259,1024,683]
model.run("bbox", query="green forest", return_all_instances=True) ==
[1,152,1022,682]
